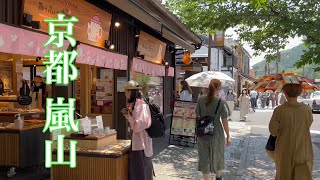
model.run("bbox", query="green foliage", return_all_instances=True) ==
[166,0,320,67]
[133,73,151,86]
[252,44,320,79]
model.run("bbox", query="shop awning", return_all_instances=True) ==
[132,58,166,76]
[162,28,195,53]
[106,0,162,32]
[236,71,257,82]
[0,23,69,57]
[76,44,128,70]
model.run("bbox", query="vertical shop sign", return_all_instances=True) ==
[42,14,79,168]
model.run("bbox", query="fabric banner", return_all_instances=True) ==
[0,23,127,70]
[95,49,106,67]
[132,57,165,77]
[168,67,175,77]
[76,43,128,70]
[76,44,86,64]
[0,23,69,57]
[119,55,128,70]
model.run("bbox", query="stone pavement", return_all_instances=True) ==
[153,110,320,180]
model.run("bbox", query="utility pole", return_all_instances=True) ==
[276,47,280,74]
[208,34,212,71]
[274,37,280,74]
[265,63,267,75]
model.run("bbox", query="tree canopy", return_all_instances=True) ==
[166,0,320,68]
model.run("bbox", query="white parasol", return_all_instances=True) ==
[185,71,235,88]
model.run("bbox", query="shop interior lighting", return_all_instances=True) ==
[109,44,115,50]
[165,62,169,66]
[115,22,120,27]
[134,28,140,37]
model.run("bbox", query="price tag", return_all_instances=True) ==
[81,117,91,135]
[96,116,104,130]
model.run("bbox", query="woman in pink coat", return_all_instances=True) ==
[123,80,154,180]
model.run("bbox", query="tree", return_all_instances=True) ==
[166,0,320,68]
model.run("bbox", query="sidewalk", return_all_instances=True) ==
[152,111,320,180]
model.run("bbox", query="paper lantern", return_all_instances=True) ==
[182,51,192,64]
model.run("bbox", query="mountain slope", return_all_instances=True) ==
[252,44,319,79]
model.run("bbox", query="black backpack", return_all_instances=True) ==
[144,99,166,138]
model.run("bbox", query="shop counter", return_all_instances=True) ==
[0,110,46,122]
[51,140,131,180]
[0,121,49,176]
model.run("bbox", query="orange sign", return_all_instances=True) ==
[23,0,112,48]
[137,31,166,64]
[214,31,225,47]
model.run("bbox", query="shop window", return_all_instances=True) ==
[91,68,114,114]
[22,67,31,86]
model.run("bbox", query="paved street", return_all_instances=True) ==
[1,108,319,180]
[153,108,320,180]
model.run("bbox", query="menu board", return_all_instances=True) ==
[171,101,197,137]
[96,79,113,101]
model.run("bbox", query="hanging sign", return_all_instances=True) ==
[137,31,166,64]
[23,0,112,48]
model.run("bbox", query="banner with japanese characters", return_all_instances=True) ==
[171,101,197,137]
[42,14,79,168]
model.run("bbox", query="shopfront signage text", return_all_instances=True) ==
[214,31,225,47]
[23,0,112,48]
[137,31,166,64]
[42,14,79,168]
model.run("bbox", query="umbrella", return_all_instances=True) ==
[252,72,318,92]
[185,71,235,88]
[148,80,160,86]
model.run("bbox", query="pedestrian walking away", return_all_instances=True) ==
[268,83,313,180]
[249,90,258,112]
[265,90,271,108]
[226,89,236,121]
[196,79,231,180]
[270,91,276,109]
[123,80,154,180]
[261,92,268,108]
[238,88,250,121]
[179,80,193,102]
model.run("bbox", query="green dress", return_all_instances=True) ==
[196,96,229,173]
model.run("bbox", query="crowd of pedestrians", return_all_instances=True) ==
[122,79,314,180]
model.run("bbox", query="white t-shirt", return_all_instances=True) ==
[180,90,192,102]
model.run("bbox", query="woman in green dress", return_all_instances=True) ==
[196,79,231,180]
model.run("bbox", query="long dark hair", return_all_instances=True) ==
[227,89,234,96]
[128,89,144,110]
[207,79,221,106]
[241,89,248,96]
[180,80,192,94]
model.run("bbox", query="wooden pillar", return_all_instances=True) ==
[79,64,90,116]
